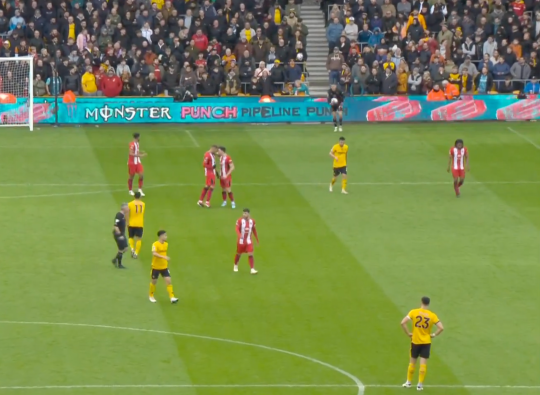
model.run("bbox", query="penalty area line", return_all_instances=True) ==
[185,130,200,147]
[507,127,540,150]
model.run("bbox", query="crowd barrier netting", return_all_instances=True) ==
[1,95,540,124]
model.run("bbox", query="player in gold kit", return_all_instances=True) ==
[128,192,145,259]
[329,136,348,194]
[149,230,178,304]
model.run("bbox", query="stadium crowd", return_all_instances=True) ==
[0,0,309,97]
[324,0,540,95]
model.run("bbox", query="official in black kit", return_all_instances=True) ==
[112,203,130,269]
[327,84,344,132]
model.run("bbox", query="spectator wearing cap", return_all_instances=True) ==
[327,47,344,85]
[326,17,343,52]
[344,17,358,42]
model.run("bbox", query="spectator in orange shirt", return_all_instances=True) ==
[427,84,446,100]
[442,80,459,99]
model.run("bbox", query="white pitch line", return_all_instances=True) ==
[0,181,538,188]
[0,321,365,395]
[507,127,540,150]
[0,185,167,199]
[185,130,200,147]
[0,145,196,149]
[0,384,537,391]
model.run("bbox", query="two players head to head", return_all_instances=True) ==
[210,145,227,155]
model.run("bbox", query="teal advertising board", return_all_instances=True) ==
[1,95,539,124]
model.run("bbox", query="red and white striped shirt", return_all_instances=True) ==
[450,147,468,170]
[236,217,256,245]
[221,154,233,178]
[203,151,215,176]
[128,141,141,165]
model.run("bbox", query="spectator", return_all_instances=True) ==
[442,80,459,99]
[483,36,497,58]
[143,72,158,96]
[46,73,62,96]
[271,60,286,92]
[524,77,540,94]
[510,57,531,89]
[9,10,25,31]
[397,63,408,94]
[199,72,217,95]
[407,67,422,94]
[343,17,358,42]
[358,24,372,44]
[239,50,256,85]
[498,76,515,93]
[478,54,494,74]
[422,71,433,93]
[493,58,511,81]
[240,22,256,43]
[406,19,424,43]
[327,47,344,85]
[33,74,47,96]
[339,63,351,93]
[381,68,397,94]
[257,72,274,96]
[101,69,123,97]
[460,67,473,93]
[180,64,198,94]
[293,80,309,95]
[285,60,302,83]
[225,68,239,96]
[459,57,478,77]
[326,18,343,52]
[397,0,411,16]
[427,84,445,100]
[64,66,81,94]
[366,67,381,94]
[473,67,493,94]
[352,64,369,94]
[368,27,384,47]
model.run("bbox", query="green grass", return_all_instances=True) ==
[0,122,539,395]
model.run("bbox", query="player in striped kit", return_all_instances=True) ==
[218,146,236,209]
[234,208,259,274]
[128,133,147,196]
[198,145,219,208]
[447,139,469,197]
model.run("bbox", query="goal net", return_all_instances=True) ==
[0,56,34,131]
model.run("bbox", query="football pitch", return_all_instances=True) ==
[0,122,539,395]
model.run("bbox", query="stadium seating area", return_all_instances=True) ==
[0,0,538,97]
[323,0,540,95]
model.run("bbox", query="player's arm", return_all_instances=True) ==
[224,161,235,178]
[400,315,413,338]
[152,245,170,261]
[329,147,338,161]
[465,150,470,171]
[431,321,444,338]
[447,153,452,172]
[252,224,259,245]
[113,216,122,236]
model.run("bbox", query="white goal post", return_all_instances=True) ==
[0,56,34,131]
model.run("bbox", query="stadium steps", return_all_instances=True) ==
[303,4,331,96]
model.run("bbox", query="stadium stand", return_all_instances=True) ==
[0,0,538,97]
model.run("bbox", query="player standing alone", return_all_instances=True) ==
[234,208,259,274]
[218,146,236,209]
[329,136,348,194]
[198,145,218,208]
[112,203,130,269]
[128,133,147,196]
[149,230,178,304]
[401,296,444,391]
[447,139,469,197]
[327,83,344,132]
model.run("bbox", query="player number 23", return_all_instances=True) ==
[414,316,430,329]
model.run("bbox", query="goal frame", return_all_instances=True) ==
[0,56,34,131]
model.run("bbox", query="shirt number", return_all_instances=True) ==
[414,316,430,329]
[135,204,143,213]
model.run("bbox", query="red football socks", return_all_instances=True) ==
[234,254,240,264]
[248,256,254,269]
[138,178,143,188]
[199,188,208,201]
[206,188,213,202]
[222,191,227,201]
[228,192,234,202]
[128,179,133,190]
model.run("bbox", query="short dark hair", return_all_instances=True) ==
[157,230,167,237]
[219,146,226,152]
[134,191,141,198]
[421,296,430,305]
[243,208,250,213]
[133,133,140,139]
[455,139,464,146]
[339,137,345,141]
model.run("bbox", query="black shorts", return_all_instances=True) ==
[410,343,431,359]
[151,268,171,279]
[114,233,128,250]
[128,227,144,238]
[333,166,347,176]
[331,104,343,112]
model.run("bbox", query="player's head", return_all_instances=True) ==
[120,202,129,214]
[455,139,464,148]
[421,296,430,307]
[339,136,345,147]
[134,191,141,199]
[157,230,167,241]
[218,146,226,155]
[133,133,140,141]
[330,83,337,91]
[242,208,250,219]
[210,145,219,154]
